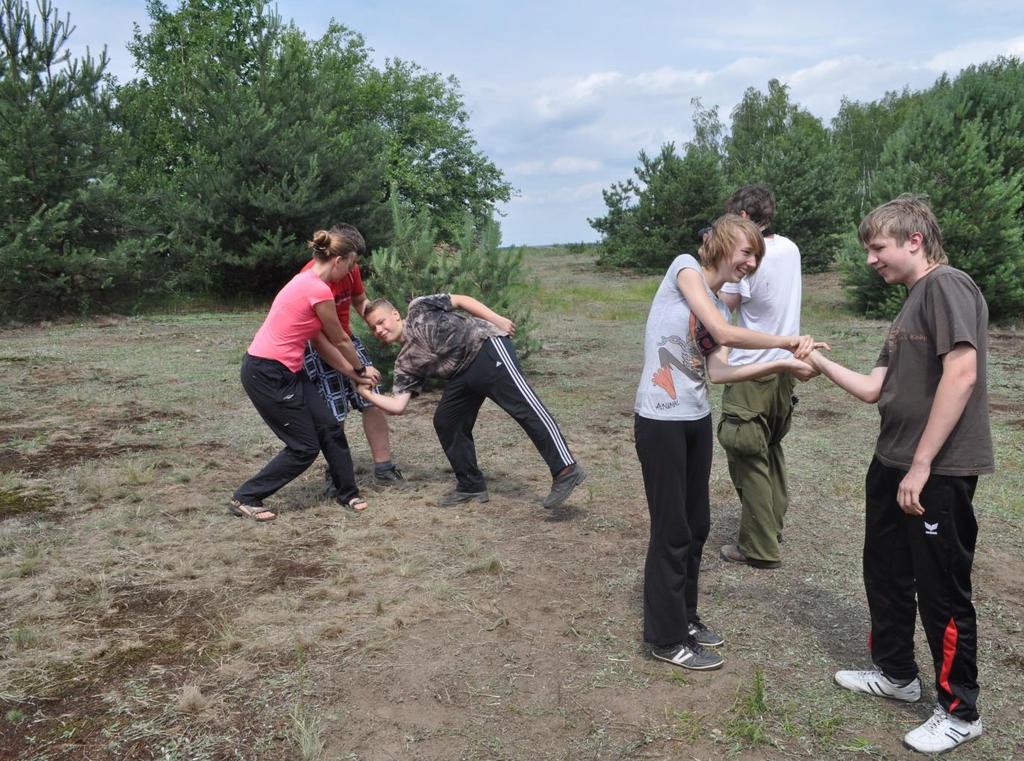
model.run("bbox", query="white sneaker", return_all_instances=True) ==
[834,668,921,702]
[904,705,982,754]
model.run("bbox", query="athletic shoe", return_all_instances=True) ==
[719,543,781,569]
[834,668,921,702]
[650,640,724,671]
[543,464,587,508]
[373,465,407,487]
[688,620,725,647]
[904,705,982,754]
[438,489,489,507]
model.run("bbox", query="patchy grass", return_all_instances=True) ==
[0,250,1021,759]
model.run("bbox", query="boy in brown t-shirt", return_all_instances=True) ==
[803,195,992,755]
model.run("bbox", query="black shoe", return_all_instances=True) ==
[438,489,489,507]
[543,464,586,508]
[688,620,725,648]
[373,465,407,487]
[650,640,724,671]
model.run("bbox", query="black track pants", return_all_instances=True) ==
[863,457,980,721]
[234,353,358,505]
[432,337,575,492]
[635,413,713,648]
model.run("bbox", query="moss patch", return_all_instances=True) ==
[0,487,53,520]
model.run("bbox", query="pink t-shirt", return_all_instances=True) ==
[247,269,333,371]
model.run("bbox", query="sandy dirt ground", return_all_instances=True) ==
[1,252,1022,760]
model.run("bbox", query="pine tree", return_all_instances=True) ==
[590,100,726,271]
[0,0,150,320]
[847,59,1024,320]
[725,80,842,272]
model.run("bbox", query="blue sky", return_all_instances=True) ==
[57,1,1024,245]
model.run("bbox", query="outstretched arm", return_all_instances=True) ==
[450,294,516,336]
[707,347,818,384]
[355,386,413,415]
[896,344,978,516]
[805,349,887,404]
[312,301,378,385]
[676,269,817,357]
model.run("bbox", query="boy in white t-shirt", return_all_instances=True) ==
[716,185,803,568]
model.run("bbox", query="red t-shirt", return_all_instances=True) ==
[248,269,333,371]
[300,259,365,337]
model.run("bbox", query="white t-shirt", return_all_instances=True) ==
[719,234,802,366]
[634,254,730,421]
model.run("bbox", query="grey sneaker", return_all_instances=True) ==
[543,464,586,508]
[650,640,724,671]
[438,489,489,507]
[373,465,407,487]
[688,620,724,647]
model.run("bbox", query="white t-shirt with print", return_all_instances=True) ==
[634,254,730,421]
[719,234,802,366]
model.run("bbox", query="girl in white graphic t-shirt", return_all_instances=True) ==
[635,214,823,671]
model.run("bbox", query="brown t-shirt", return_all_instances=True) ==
[874,266,993,476]
[392,294,506,396]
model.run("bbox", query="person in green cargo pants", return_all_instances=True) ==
[716,185,803,569]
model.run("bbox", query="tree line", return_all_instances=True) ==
[0,0,513,322]
[590,60,1024,321]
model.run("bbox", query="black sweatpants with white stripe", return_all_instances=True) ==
[863,457,980,721]
[433,336,575,492]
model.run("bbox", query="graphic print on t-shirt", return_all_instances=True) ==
[651,325,710,401]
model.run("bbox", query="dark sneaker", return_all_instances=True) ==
[438,489,489,507]
[688,620,725,647]
[543,464,587,508]
[373,465,407,487]
[650,640,724,671]
[720,543,781,569]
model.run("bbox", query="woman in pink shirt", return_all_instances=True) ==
[231,228,371,520]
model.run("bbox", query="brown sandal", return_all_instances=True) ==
[229,499,276,522]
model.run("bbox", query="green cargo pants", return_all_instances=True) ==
[716,373,796,565]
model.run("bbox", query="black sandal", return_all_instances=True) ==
[342,495,368,513]
[228,499,276,522]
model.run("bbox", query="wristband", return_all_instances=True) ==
[354,366,367,376]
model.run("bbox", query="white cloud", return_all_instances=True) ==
[550,156,602,174]
[924,35,1024,73]
[508,157,602,177]
[632,66,712,93]
[532,71,624,122]
[510,180,610,206]
[510,160,546,176]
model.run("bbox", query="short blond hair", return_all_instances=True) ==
[858,194,948,265]
[365,298,397,318]
[698,214,765,271]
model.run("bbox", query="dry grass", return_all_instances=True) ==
[0,251,1022,760]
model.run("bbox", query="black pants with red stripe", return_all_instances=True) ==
[863,457,980,720]
[433,337,575,492]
